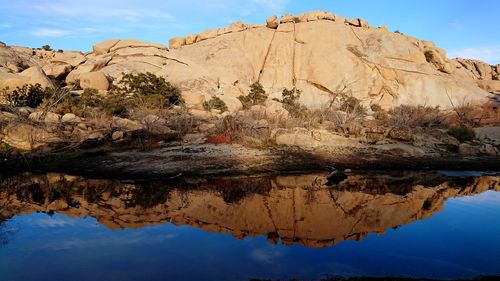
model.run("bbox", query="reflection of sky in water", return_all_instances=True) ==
[1,191,500,281]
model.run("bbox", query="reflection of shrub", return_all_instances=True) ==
[4,84,47,108]
[203,96,228,113]
[113,72,183,107]
[238,82,267,109]
[448,126,475,143]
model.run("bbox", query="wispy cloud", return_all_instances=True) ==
[30,28,72,38]
[448,45,500,64]
[0,24,11,29]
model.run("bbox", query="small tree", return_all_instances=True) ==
[113,72,183,107]
[275,87,309,119]
[203,96,228,113]
[41,45,52,51]
[238,82,268,109]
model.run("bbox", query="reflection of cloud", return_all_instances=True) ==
[448,45,500,64]
[24,231,177,251]
[250,247,284,263]
[33,217,74,228]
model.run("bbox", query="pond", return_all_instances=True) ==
[0,171,499,281]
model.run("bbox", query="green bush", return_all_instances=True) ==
[203,96,228,113]
[41,45,52,51]
[113,72,183,107]
[100,95,128,117]
[338,94,366,115]
[4,84,47,108]
[80,88,101,107]
[238,82,268,109]
[275,87,310,119]
[448,126,475,143]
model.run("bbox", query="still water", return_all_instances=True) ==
[0,171,499,281]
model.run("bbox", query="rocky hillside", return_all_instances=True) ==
[1,11,500,111]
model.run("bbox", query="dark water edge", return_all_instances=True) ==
[250,277,500,281]
[2,145,500,181]
[249,277,500,281]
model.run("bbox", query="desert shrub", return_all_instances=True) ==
[37,87,78,114]
[370,104,389,121]
[370,104,383,112]
[0,143,14,154]
[4,84,47,108]
[389,105,445,127]
[316,84,367,130]
[275,87,310,119]
[41,45,52,51]
[80,88,101,107]
[100,95,128,117]
[338,94,366,115]
[57,49,64,53]
[113,72,183,107]
[447,126,475,143]
[203,96,228,113]
[16,61,30,71]
[238,82,268,109]
[50,92,82,116]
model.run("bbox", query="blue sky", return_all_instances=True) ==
[0,0,499,64]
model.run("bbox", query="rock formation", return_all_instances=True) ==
[1,11,499,111]
[1,172,498,248]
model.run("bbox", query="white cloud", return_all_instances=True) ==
[448,45,500,65]
[0,24,11,29]
[30,28,71,38]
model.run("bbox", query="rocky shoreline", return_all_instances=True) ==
[1,142,495,181]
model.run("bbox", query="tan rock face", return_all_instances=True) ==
[79,71,110,90]
[4,11,494,112]
[266,15,279,29]
[50,51,86,67]
[0,66,54,89]
[42,62,72,79]
[169,37,186,49]
[92,39,120,55]
[1,123,61,150]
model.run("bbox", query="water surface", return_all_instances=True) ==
[1,171,499,281]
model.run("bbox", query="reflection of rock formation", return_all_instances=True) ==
[0,172,498,248]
